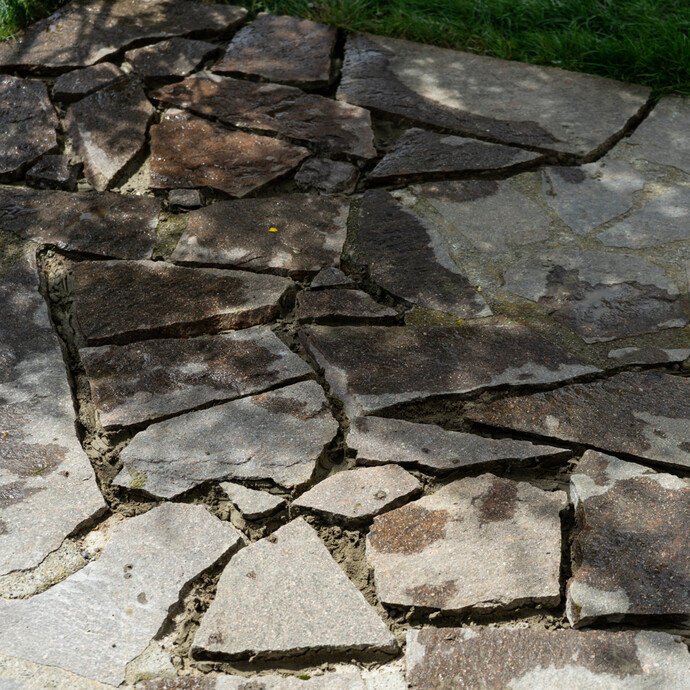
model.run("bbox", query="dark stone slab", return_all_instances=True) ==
[0,76,58,181]
[567,450,690,627]
[0,186,160,259]
[72,260,294,345]
[149,110,309,197]
[170,194,349,276]
[466,371,690,470]
[295,158,360,195]
[52,63,126,102]
[214,13,337,88]
[296,289,398,325]
[25,155,80,191]
[310,267,354,289]
[299,325,599,417]
[151,73,376,160]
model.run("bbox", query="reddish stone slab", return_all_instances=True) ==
[296,289,398,325]
[52,63,126,102]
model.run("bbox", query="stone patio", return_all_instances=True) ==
[0,1,688,688]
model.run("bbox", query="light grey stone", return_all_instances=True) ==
[0,654,111,689]
[168,188,202,208]
[311,267,354,289]
[220,482,286,520]
[607,346,690,366]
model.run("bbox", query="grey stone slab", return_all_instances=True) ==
[297,289,398,325]
[295,158,360,195]
[72,260,294,345]
[0,503,242,685]
[299,325,599,417]
[0,654,111,690]
[607,346,690,366]
[0,186,160,259]
[220,482,285,520]
[126,38,220,84]
[25,155,80,191]
[170,194,349,276]
[356,190,491,318]
[114,381,338,496]
[406,628,690,689]
[367,475,566,612]
[466,371,690,469]
[81,328,313,428]
[52,62,126,102]
[311,267,355,289]
[567,450,690,627]
[348,417,570,473]
[193,518,397,660]
[168,188,202,208]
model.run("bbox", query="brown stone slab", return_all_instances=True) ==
[25,155,80,191]
[295,158,360,195]
[296,289,398,325]
[52,63,126,103]
[72,260,294,346]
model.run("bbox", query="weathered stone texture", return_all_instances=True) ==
[220,482,286,520]
[296,289,398,325]
[0,655,112,690]
[126,38,220,84]
[25,155,79,191]
[52,62,126,102]
[295,158,360,195]
[311,267,354,289]
[607,346,690,366]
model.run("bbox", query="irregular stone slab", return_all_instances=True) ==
[0,503,241,685]
[0,655,111,690]
[72,260,293,345]
[299,325,598,417]
[406,628,690,689]
[214,13,337,88]
[297,289,398,325]
[607,346,690,366]
[348,417,570,473]
[356,190,491,318]
[65,79,154,191]
[295,158,360,195]
[25,155,80,191]
[81,328,313,428]
[567,450,690,627]
[0,76,58,180]
[220,482,285,520]
[0,0,248,72]
[168,188,202,208]
[0,186,160,259]
[52,62,126,102]
[338,33,650,156]
[150,110,309,196]
[151,73,376,160]
[170,194,349,276]
[311,267,355,289]
[466,371,690,469]
[193,518,397,660]
[370,128,541,184]
[367,475,566,612]
[114,381,338,496]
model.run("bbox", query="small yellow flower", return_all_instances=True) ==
[268,227,278,232]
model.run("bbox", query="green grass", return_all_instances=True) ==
[0,0,62,39]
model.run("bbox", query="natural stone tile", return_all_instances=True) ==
[607,346,690,366]
[338,33,650,156]
[297,289,398,325]
[168,188,202,208]
[295,158,360,195]
[299,325,598,417]
[193,518,397,660]
[72,259,293,345]
[0,0,247,72]
[220,482,286,520]
[348,417,570,473]
[466,371,690,469]
[0,76,58,181]
[52,62,126,102]
[367,475,566,612]
[0,186,160,259]
[170,194,349,276]
[81,328,313,428]
[151,73,376,160]
[567,450,690,627]
[25,155,80,191]
[406,627,690,689]
[0,654,111,690]
[114,381,338,496]
[150,110,309,196]
[214,13,337,88]
[0,503,242,686]
[356,190,491,318]
[311,267,354,289]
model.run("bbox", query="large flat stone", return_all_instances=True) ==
[466,371,690,469]
[149,110,309,196]
[193,518,397,660]
[72,259,294,345]
[0,654,111,690]
[220,482,285,520]
[338,33,650,156]
[356,190,491,318]
[567,450,690,627]
[367,475,566,611]
[114,381,338,496]
[81,328,313,428]
[406,628,690,689]
[0,186,160,259]
[52,62,126,102]
[0,503,242,685]
[299,325,598,417]
[126,38,220,84]
[296,289,398,325]
[25,155,80,191]
[170,194,349,276]
[151,73,376,159]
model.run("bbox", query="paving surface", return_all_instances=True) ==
[0,2,688,687]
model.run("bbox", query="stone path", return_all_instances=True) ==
[0,2,688,688]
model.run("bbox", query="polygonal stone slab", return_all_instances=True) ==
[567,450,690,627]
[52,63,126,102]
[0,503,242,686]
[0,654,111,690]
[114,381,338,496]
[311,267,354,289]
[81,328,313,428]
[299,325,598,417]
[338,33,650,156]
[170,194,349,276]
[220,482,285,520]
[466,371,690,469]
[367,475,566,612]
[25,155,80,191]
[295,158,360,195]
[71,260,294,345]
[607,346,690,366]
[406,628,690,689]
[296,289,398,325]
[193,518,397,660]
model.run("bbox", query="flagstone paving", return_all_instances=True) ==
[0,2,688,687]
